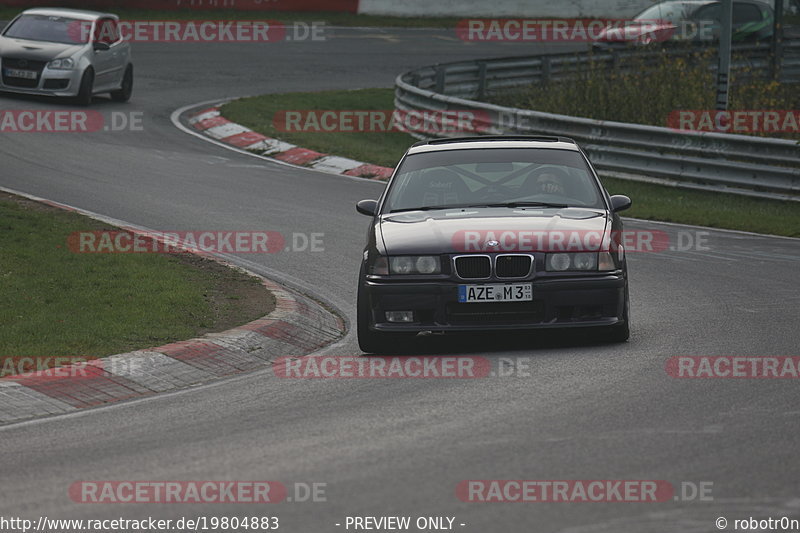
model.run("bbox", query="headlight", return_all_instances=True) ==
[572,253,597,270]
[47,58,75,70]
[547,253,572,271]
[546,252,614,272]
[415,256,439,275]
[388,256,441,275]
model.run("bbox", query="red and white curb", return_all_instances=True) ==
[0,188,344,426]
[186,105,395,181]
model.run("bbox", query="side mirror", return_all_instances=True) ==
[93,41,111,51]
[610,195,632,213]
[356,199,378,217]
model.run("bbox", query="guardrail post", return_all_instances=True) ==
[541,56,551,84]
[477,62,487,100]
[771,0,784,79]
[435,67,446,94]
[716,0,733,111]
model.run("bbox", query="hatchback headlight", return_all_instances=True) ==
[546,252,615,272]
[389,256,441,275]
[47,58,75,70]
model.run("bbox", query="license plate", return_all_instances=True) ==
[4,68,37,79]
[458,283,533,303]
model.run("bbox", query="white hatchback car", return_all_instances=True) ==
[0,8,132,105]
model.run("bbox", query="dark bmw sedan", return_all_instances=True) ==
[355,136,633,353]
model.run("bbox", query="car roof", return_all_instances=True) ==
[20,8,114,21]
[407,136,580,155]
[657,1,713,5]
[648,0,770,6]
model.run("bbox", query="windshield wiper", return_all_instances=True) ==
[467,202,571,209]
[389,201,573,213]
[389,204,478,213]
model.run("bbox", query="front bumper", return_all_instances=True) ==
[0,67,82,98]
[364,274,627,333]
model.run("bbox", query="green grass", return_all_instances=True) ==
[222,88,413,168]
[0,8,459,28]
[602,178,800,237]
[0,195,274,362]
[221,87,800,237]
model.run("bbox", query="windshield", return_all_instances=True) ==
[383,147,605,213]
[634,2,693,24]
[2,14,88,44]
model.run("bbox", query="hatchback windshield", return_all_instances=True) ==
[383,147,605,212]
[3,14,88,44]
[634,2,694,24]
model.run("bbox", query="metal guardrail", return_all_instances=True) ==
[395,41,800,200]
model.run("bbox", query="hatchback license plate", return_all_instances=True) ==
[4,68,37,79]
[458,283,533,303]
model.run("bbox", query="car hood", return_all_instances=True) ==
[0,37,83,60]
[378,207,609,255]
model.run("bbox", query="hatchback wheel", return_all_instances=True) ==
[111,65,133,102]
[75,68,94,106]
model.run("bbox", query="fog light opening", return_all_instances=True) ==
[385,311,415,323]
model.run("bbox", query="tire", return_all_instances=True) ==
[604,285,630,342]
[110,65,133,102]
[74,68,94,106]
[356,265,411,354]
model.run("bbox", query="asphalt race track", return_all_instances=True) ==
[1,26,799,533]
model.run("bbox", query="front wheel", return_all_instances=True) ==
[603,286,630,342]
[74,68,94,106]
[110,65,133,102]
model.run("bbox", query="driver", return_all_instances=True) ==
[536,172,566,195]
